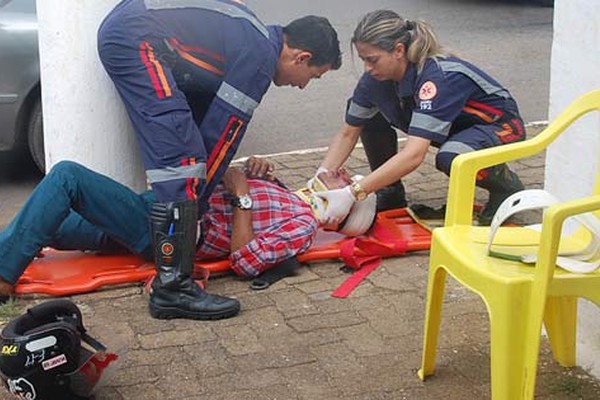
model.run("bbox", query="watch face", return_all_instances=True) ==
[235,194,252,210]
[240,195,252,209]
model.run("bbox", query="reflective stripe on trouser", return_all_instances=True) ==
[436,123,525,181]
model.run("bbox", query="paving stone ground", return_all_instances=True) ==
[2,126,600,399]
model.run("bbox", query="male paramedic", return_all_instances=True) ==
[97,0,342,320]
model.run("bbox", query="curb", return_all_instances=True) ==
[235,120,550,162]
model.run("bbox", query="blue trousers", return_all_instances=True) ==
[97,0,208,203]
[0,161,155,284]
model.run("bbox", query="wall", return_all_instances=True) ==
[546,0,600,377]
[36,0,145,191]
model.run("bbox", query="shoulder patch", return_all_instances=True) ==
[418,81,437,100]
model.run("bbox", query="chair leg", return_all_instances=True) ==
[544,296,577,367]
[488,294,535,400]
[418,266,447,380]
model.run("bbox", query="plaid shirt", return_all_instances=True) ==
[196,179,318,277]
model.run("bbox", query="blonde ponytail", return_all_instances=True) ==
[352,10,449,73]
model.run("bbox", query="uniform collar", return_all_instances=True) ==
[267,25,284,57]
[396,63,418,97]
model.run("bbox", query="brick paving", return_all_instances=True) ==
[2,126,600,399]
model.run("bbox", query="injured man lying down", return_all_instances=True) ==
[0,156,376,299]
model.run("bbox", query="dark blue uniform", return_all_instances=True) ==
[346,57,525,178]
[98,0,282,207]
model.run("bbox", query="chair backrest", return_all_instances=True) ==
[445,89,600,227]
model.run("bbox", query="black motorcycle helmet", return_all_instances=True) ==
[0,299,115,399]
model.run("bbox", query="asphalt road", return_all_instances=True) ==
[240,0,554,156]
[0,0,553,224]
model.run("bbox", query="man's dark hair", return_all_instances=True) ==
[283,16,342,70]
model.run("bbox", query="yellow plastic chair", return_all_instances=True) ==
[417,88,600,400]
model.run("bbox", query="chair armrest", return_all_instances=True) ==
[445,89,600,226]
[535,195,600,279]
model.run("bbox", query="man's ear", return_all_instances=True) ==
[295,50,313,65]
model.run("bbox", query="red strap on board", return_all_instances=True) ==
[331,236,408,298]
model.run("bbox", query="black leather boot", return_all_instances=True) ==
[477,164,524,226]
[148,200,240,320]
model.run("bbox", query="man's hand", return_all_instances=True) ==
[244,156,274,180]
[223,167,250,196]
[314,186,355,225]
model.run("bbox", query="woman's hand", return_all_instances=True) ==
[244,156,274,180]
[223,167,250,196]
[314,186,355,225]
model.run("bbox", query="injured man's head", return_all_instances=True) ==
[295,169,376,236]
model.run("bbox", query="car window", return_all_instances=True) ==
[0,0,36,13]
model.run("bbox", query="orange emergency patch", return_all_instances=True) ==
[418,81,437,100]
[161,242,174,256]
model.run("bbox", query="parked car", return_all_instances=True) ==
[514,0,554,5]
[0,0,43,171]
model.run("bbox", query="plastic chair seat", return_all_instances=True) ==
[435,225,595,284]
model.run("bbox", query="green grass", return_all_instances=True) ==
[0,298,23,323]
[549,376,582,397]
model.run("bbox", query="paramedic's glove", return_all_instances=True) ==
[307,166,329,188]
[314,186,355,225]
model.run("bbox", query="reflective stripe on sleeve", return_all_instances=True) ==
[217,82,259,116]
[347,101,379,120]
[146,163,206,183]
[438,141,476,155]
[439,60,510,98]
[410,113,452,137]
[144,0,269,38]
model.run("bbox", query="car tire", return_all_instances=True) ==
[27,97,45,173]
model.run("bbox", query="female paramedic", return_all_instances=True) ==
[313,10,525,226]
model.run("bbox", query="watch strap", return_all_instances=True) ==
[350,182,367,201]
[231,194,252,210]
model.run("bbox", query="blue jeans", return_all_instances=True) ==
[0,161,155,284]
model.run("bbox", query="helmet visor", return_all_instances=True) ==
[67,335,124,398]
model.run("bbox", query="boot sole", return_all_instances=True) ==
[148,302,241,321]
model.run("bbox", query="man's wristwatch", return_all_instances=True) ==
[350,182,368,201]
[231,194,253,210]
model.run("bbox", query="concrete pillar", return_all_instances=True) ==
[546,0,600,377]
[36,0,145,191]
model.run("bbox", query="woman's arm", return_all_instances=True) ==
[315,135,431,226]
[358,135,431,195]
[320,124,363,171]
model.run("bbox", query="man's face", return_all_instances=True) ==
[274,51,331,89]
